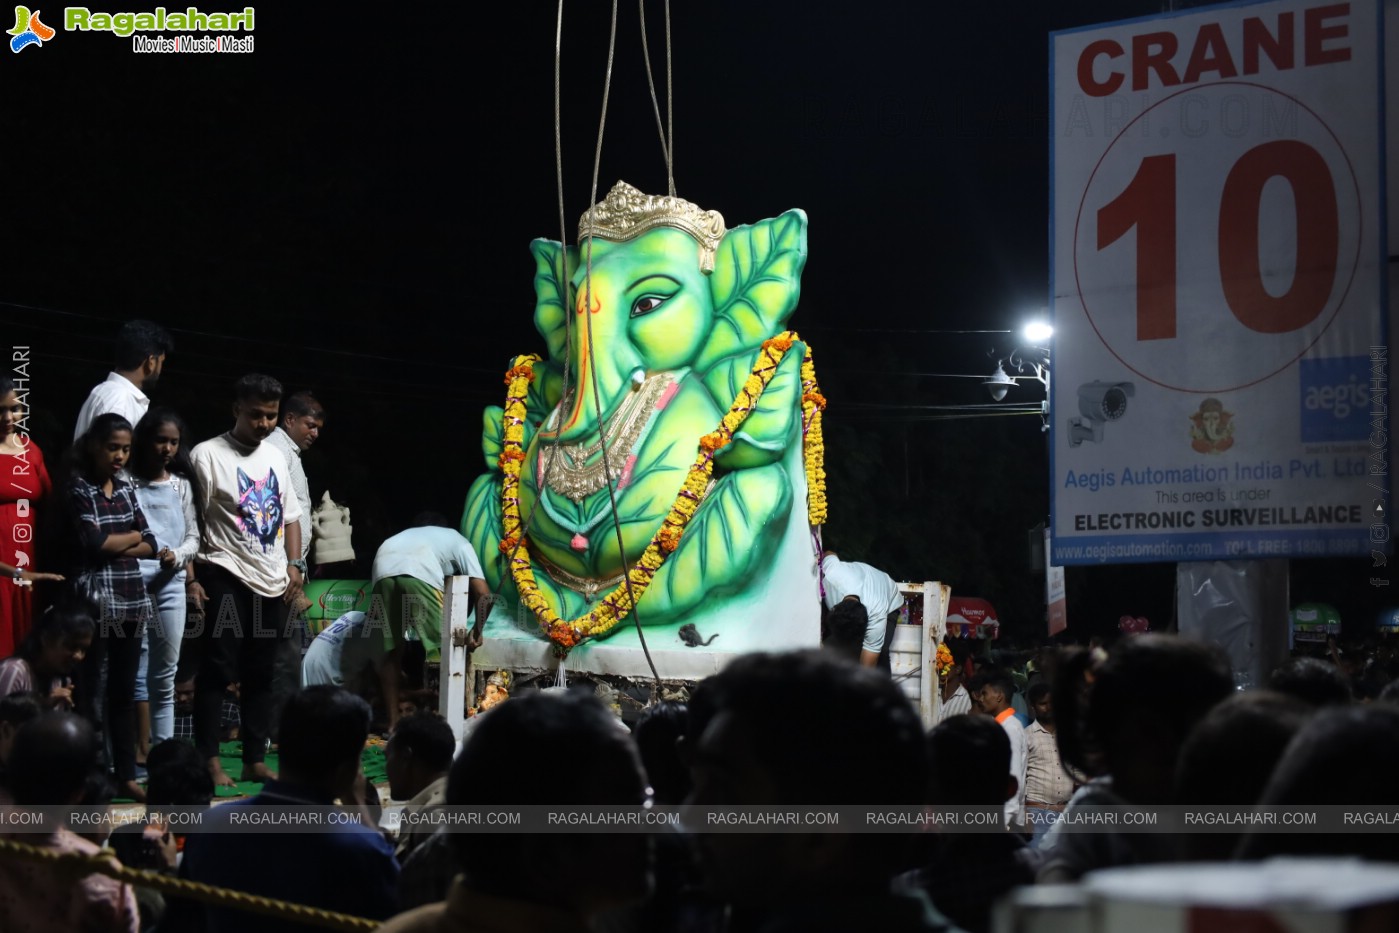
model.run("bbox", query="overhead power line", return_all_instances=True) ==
[2,299,501,375]
[799,325,1014,334]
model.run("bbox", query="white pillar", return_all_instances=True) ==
[921,581,950,728]
[440,574,473,741]
[1176,559,1290,690]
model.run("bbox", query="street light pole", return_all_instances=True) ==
[984,332,1057,636]
[983,345,1051,432]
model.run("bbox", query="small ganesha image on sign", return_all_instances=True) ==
[1190,398,1234,454]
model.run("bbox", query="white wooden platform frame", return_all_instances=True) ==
[893,581,951,729]
[439,574,952,740]
[439,575,473,739]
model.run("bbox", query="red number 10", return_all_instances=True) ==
[1097,141,1339,340]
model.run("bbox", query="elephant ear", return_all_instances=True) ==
[461,473,505,590]
[527,359,564,423]
[481,405,505,472]
[705,344,803,470]
[531,238,581,362]
[695,209,808,373]
[641,464,793,620]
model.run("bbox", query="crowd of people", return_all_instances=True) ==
[1,321,1398,933]
[2,322,326,798]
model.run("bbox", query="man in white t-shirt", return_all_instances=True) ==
[820,551,903,669]
[189,374,305,788]
[263,391,325,562]
[73,320,173,440]
[263,390,326,738]
[371,515,490,731]
[972,667,1028,833]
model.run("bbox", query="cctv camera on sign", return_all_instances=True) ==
[1068,381,1135,447]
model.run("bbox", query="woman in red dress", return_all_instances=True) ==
[0,376,55,657]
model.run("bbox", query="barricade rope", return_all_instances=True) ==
[0,836,379,931]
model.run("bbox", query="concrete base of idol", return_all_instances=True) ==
[467,443,823,684]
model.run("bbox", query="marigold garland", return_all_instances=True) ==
[503,363,537,385]
[699,432,730,451]
[800,343,827,525]
[656,526,684,553]
[936,642,955,678]
[496,334,828,651]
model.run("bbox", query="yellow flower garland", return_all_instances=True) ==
[800,345,827,525]
[936,642,955,678]
[497,333,827,651]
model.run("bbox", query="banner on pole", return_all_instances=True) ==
[1050,0,1387,565]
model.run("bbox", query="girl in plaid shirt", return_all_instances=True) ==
[68,412,158,801]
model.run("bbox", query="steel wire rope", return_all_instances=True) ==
[496,0,663,688]
[496,0,582,639]
[638,0,675,196]
[579,0,663,689]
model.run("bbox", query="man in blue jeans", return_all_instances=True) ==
[189,375,304,787]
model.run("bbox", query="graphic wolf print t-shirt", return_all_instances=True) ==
[190,432,305,598]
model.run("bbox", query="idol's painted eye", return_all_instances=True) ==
[626,274,682,318]
[631,295,670,317]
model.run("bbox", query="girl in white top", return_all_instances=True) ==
[129,409,207,747]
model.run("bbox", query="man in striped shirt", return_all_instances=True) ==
[1023,683,1075,847]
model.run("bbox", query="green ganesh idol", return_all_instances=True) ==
[463,182,825,678]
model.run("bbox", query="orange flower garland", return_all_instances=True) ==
[497,334,827,651]
[799,344,827,525]
[936,642,955,678]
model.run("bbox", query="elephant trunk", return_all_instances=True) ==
[549,281,643,443]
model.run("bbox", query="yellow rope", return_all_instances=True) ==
[0,836,379,932]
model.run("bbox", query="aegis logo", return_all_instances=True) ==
[1299,357,1371,443]
[1303,373,1368,420]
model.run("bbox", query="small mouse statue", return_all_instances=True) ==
[678,623,718,647]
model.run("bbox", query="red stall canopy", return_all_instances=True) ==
[946,597,999,639]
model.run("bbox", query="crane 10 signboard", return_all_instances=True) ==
[1049,0,1387,566]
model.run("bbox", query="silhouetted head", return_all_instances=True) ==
[385,711,455,801]
[823,599,868,663]
[1175,691,1312,861]
[277,686,371,800]
[1269,657,1352,708]
[448,690,651,918]
[632,700,690,806]
[1053,635,1232,804]
[686,650,928,908]
[1238,704,1399,863]
[8,712,100,805]
[927,713,1015,806]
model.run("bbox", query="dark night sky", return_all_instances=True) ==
[4,1,1377,642]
